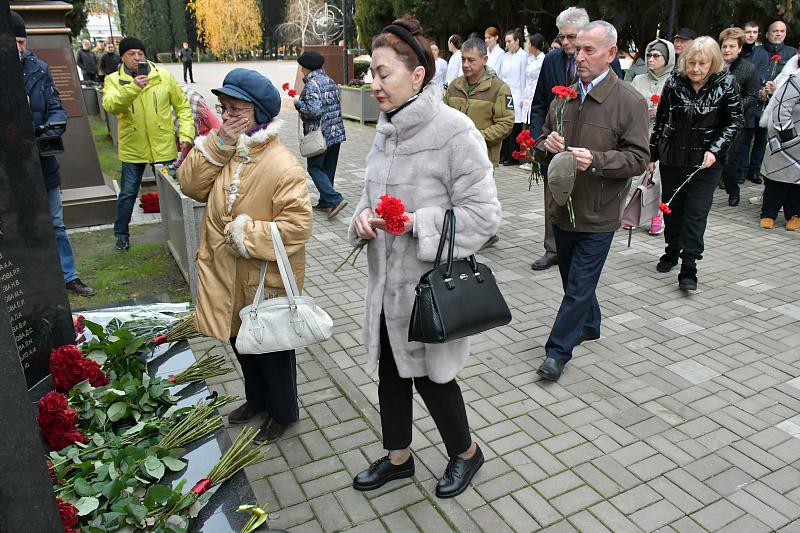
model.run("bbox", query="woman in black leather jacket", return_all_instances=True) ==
[648,36,743,291]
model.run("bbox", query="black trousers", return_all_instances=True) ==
[230,338,299,425]
[761,178,800,220]
[183,61,194,82]
[722,133,747,196]
[377,317,471,458]
[500,123,523,164]
[661,164,721,262]
[740,126,768,173]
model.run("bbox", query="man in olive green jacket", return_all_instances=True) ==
[444,38,515,167]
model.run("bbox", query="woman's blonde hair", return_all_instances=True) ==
[678,36,725,77]
[719,27,745,48]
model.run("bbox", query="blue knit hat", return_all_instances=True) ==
[212,68,281,124]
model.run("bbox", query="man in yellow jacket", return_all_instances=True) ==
[444,37,515,167]
[103,36,194,251]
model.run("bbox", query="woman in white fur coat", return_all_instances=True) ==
[178,69,312,445]
[347,17,501,500]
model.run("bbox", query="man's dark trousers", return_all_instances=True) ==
[544,227,614,364]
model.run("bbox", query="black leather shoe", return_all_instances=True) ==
[747,171,763,184]
[537,357,567,381]
[575,329,600,346]
[115,234,130,251]
[436,444,484,499]
[728,194,740,206]
[353,455,415,491]
[227,402,264,424]
[531,255,557,271]
[254,419,294,443]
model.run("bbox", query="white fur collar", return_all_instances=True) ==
[235,118,284,149]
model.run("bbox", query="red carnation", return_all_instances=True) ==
[650,94,660,104]
[288,89,297,97]
[375,194,409,235]
[771,54,782,61]
[281,82,290,91]
[658,202,672,214]
[512,150,525,160]
[552,85,577,99]
[56,498,79,530]
[78,357,109,388]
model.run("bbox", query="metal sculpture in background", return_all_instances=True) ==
[277,0,343,46]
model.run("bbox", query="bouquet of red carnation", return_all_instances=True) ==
[37,391,87,450]
[374,194,409,235]
[336,195,408,271]
[140,191,160,213]
[550,85,579,228]
[512,129,543,189]
[56,497,79,533]
[281,83,297,97]
[50,344,108,393]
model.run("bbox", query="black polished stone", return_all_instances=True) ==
[0,8,73,389]
[149,342,258,532]
[0,4,68,531]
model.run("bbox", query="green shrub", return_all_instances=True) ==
[155,52,175,63]
[353,60,370,80]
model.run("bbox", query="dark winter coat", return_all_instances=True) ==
[99,51,121,76]
[22,50,67,190]
[764,42,798,82]
[528,48,623,137]
[728,56,760,128]
[76,48,98,75]
[295,68,346,147]
[650,71,743,169]
[178,47,193,64]
[741,43,770,84]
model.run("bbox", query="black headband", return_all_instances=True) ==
[383,24,429,69]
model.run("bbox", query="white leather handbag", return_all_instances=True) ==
[298,117,327,158]
[236,222,333,354]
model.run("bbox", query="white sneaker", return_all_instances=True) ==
[520,162,532,171]
[749,195,762,205]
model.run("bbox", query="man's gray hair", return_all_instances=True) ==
[461,37,488,57]
[555,7,590,30]
[581,20,618,47]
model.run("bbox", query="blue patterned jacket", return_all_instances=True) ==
[296,68,346,147]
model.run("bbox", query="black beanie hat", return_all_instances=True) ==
[10,11,26,38]
[298,51,325,70]
[119,36,146,56]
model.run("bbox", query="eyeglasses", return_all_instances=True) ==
[557,33,578,41]
[215,104,250,117]
[646,53,663,59]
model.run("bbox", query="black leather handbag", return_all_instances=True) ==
[408,209,512,343]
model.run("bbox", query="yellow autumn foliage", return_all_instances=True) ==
[189,0,263,60]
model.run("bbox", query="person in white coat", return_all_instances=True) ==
[430,42,448,88]
[498,28,528,165]
[445,34,463,86]
[485,26,504,72]
[520,33,547,170]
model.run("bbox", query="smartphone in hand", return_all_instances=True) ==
[137,60,149,77]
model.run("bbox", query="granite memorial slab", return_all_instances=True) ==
[0,2,69,529]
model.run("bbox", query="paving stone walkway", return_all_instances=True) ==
[188,108,800,532]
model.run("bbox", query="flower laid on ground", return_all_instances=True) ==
[512,129,543,189]
[37,391,87,450]
[374,194,409,235]
[238,503,269,533]
[167,350,233,385]
[650,94,660,105]
[659,165,703,215]
[57,497,79,533]
[151,312,200,346]
[50,345,108,393]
